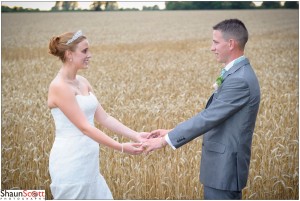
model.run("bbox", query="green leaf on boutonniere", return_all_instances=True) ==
[216,76,223,86]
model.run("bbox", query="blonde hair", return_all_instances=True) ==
[48,31,86,62]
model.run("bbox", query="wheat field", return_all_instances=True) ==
[1,10,298,199]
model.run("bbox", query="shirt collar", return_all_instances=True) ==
[224,55,245,71]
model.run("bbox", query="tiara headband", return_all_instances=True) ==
[66,30,83,45]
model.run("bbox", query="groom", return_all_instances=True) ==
[143,19,260,199]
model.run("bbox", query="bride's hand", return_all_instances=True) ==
[135,132,152,143]
[122,142,143,155]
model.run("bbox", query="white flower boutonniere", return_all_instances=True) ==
[212,76,224,91]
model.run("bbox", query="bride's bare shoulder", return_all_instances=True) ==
[49,76,65,94]
[48,77,72,108]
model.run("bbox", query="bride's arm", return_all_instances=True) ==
[82,77,148,142]
[94,104,143,142]
[48,82,142,155]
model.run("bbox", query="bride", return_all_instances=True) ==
[47,30,147,199]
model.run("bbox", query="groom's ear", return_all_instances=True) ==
[228,38,241,51]
[228,39,235,50]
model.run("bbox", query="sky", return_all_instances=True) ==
[2,1,167,10]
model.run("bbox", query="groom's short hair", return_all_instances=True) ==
[213,19,248,50]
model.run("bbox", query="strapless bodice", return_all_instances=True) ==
[50,92,98,137]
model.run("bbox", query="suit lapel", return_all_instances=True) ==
[222,58,249,81]
[206,58,249,109]
[205,94,214,108]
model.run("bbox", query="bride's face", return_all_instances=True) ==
[72,39,92,69]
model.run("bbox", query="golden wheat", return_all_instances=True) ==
[1,10,298,199]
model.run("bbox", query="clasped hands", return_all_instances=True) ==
[125,129,171,155]
[140,129,171,154]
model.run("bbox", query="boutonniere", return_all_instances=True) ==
[212,76,224,91]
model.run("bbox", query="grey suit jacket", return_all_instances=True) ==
[168,58,260,191]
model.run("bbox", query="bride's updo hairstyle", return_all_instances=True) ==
[49,30,86,62]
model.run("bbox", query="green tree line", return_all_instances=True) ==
[1,5,40,12]
[1,1,298,12]
[165,1,298,10]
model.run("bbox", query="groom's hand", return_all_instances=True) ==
[137,130,166,141]
[137,129,171,144]
[150,129,171,138]
[142,137,167,154]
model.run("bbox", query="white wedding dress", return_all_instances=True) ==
[49,92,113,199]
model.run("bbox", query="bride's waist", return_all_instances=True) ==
[55,128,85,138]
